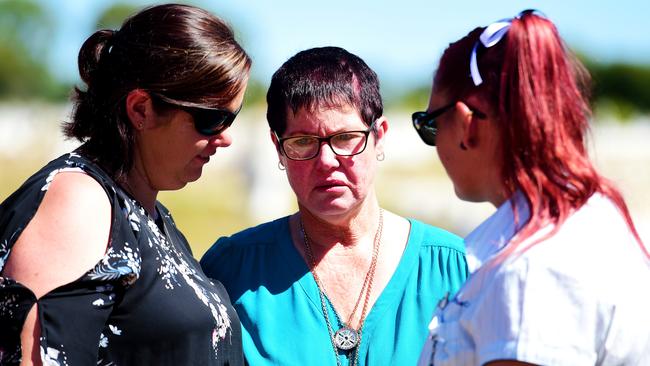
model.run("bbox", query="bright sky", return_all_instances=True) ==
[40,0,650,93]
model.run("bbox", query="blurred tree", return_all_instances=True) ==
[0,0,50,55]
[387,85,431,111]
[0,0,67,100]
[95,3,139,30]
[586,60,650,120]
[389,55,650,122]
[243,78,267,107]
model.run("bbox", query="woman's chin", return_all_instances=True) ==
[184,168,204,185]
[454,187,487,203]
[306,200,355,218]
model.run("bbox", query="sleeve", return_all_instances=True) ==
[439,243,470,298]
[200,236,234,281]
[1,209,142,365]
[34,184,144,364]
[35,278,123,365]
[419,223,469,300]
[0,157,144,365]
[464,259,610,366]
[0,239,141,365]
[0,279,39,364]
[200,235,258,305]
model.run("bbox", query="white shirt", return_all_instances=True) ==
[418,193,650,366]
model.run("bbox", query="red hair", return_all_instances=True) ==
[434,11,647,257]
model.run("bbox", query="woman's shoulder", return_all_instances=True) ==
[408,218,465,253]
[199,216,292,281]
[3,153,90,201]
[221,216,290,248]
[201,216,290,263]
[1,154,114,298]
[39,152,109,179]
[499,193,650,302]
[519,193,646,271]
[1,152,115,242]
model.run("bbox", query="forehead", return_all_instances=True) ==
[285,104,366,135]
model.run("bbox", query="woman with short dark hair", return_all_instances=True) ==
[202,46,468,365]
[0,4,250,365]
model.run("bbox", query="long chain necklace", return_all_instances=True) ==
[300,209,384,366]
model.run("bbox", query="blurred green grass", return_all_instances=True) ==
[1,152,448,258]
[4,106,649,258]
[158,169,255,257]
[0,153,259,258]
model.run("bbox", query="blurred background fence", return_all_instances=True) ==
[1,0,649,256]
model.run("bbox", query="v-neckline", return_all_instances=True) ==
[282,216,421,355]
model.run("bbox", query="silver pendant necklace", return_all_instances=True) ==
[333,326,359,350]
[300,209,384,365]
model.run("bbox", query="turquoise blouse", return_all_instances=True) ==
[200,216,468,365]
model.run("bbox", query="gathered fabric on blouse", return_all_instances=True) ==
[201,216,468,365]
[0,152,243,366]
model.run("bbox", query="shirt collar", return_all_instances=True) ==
[464,190,530,273]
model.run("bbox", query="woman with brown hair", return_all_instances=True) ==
[0,4,250,365]
[413,10,650,366]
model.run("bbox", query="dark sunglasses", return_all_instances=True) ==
[150,93,241,136]
[412,102,486,146]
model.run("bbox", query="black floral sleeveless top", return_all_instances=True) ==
[0,152,243,365]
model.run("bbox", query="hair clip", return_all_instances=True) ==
[469,9,546,86]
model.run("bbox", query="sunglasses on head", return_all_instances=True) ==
[150,93,241,136]
[412,102,486,146]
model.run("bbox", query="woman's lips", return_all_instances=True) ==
[314,180,347,191]
[195,155,210,164]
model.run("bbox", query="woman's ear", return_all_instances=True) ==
[372,116,389,153]
[269,129,283,158]
[455,101,481,149]
[125,89,153,130]
[269,130,288,170]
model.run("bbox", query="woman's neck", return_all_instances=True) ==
[297,198,381,250]
[122,165,158,217]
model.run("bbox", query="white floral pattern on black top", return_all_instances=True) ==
[0,152,243,366]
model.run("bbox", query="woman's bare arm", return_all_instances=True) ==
[2,172,111,365]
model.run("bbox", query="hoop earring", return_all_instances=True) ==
[278,161,285,171]
[376,152,385,161]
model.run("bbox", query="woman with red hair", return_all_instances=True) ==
[414,10,650,366]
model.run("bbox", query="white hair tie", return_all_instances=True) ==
[469,19,512,86]
[469,10,543,86]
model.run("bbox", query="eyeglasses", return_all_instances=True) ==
[150,93,241,136]
[412,102,486,146]
[276,120,377,161]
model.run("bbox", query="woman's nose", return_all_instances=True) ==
[210,128,233,147]
[314,142,340,168]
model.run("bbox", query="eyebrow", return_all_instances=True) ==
[284,127,366,137]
